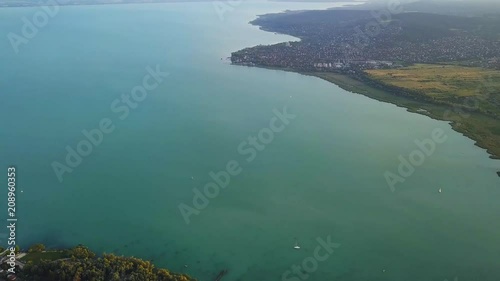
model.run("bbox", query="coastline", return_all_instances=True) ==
[231,63,500,161]
[3,243,196,281]
[311,71,500,160]
[231,6,500,163]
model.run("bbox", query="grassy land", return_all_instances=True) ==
[20,251,69,264]
[366,64,500,115]
[366,64,500,97]
[308,72,433,110]
[305,68,500,160]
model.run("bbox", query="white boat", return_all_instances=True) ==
[294,240,300,250]
[439,188,442,193]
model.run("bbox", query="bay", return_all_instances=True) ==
[1,2,499,280]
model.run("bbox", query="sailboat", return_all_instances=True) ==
[293,240,300,250]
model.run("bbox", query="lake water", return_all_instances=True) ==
[1,2,500,281]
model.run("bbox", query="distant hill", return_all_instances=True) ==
[336,0,500,16]
[251,9,500,42]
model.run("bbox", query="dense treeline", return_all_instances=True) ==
[21,245,195,281]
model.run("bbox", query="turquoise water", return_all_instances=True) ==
[1,2,500,280]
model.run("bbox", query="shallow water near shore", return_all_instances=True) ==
[1,2,500,280]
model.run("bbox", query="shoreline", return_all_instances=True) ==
[231,63,500,162]
[4,243,196,280]
[231,4,500,166]
[232,6,500,164]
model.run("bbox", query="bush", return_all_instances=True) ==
[28,244,46,253]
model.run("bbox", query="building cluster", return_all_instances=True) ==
[232,20,500,72]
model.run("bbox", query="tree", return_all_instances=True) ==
[21,245,197,281]
[71,245,95,260]
[28,243,46,253]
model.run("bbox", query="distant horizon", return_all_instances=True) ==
[0,0,360,8]
[3,0,500,9]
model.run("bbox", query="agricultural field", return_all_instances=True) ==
[366,64,500,116]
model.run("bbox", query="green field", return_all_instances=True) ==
[20,251,69,264]
[366,64,500,115]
